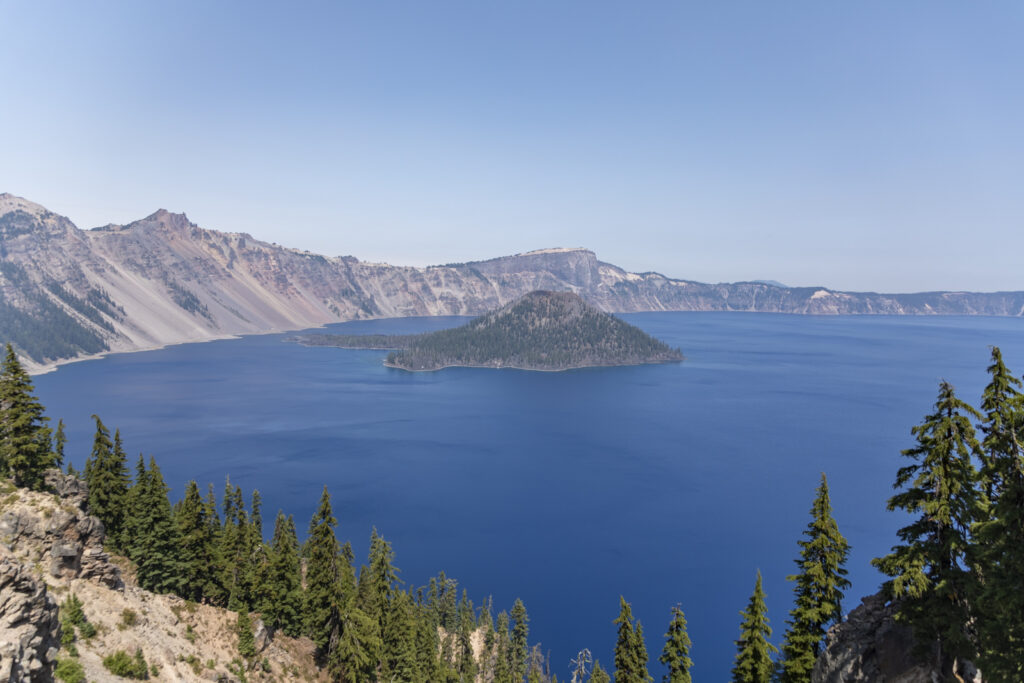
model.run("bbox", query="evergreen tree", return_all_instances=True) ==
[384,590,420,682]
[0,343,53,489]
[84,417,129,548]
[329,603,381,683]
[659,605,693,683]
[510,599,529,683]
[590,660,611,683]
[614,596,652,683]
[236,609,257,662]
[493,610,513,683]
[304,486,342,656]
[175,480,224,603]
[872,381,984,677]
[456,589,478,681]
[972,347,1024,680]
[263,512,303,636]
[731,571,776,683]
[780,474,850,683]
[131,457,180,594]
[53,418,66,469]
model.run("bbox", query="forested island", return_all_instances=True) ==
[293,290,684,371]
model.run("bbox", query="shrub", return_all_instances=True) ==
[102,649,149,679]
[54,658,86,683]
[118,608,138,630]
[61,594,85,626]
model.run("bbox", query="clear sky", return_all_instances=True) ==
[1,2,1022,292]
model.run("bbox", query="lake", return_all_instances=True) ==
[34,312,1024,681]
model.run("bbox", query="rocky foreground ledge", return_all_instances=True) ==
[0,471,321,683]
[812,592,982,683]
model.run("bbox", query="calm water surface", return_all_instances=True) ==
[35,313,1024,681]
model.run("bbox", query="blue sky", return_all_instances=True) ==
[1,2,1022,292]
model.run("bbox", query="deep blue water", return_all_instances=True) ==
[34,313,1024,681]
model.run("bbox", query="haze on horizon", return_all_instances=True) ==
[1,2,1022,294]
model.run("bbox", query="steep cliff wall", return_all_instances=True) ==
[2,193,1022,371]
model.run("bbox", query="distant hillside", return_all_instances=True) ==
[302,291,684,371]
[2,193,1023,371]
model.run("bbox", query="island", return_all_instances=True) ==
[292,290,684,371]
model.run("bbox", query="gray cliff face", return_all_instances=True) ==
[2,193,1023,369]
[0,471,122,590]
[0,550,59,683]
[812,593,982,683]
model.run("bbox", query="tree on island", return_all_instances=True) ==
[0,342,54,490]
[780,474,850,683]
[872,381,984,679]
[731,571,776,683]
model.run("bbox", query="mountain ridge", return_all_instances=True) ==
[2,193,1023,372]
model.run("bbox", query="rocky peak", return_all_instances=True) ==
[466,247,600,288]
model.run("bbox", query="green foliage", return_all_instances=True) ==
[237,609,257,661]
[53,418,66,469]
[659,605,693,683]
[971,347,1024,680]
[129,458,181,594]
[731,571,776,683]
[61,593,86,627]
[0,262,109,362]
[304,486,342,654]
[84,417,130,551]
[119,609,138,630]
[510,598,530,683]
[590,660,611,683]
[0,343,53,489]
[102,649,149,679]
[263,512,304,636]
[614,596,653,683]
[175,480,226,604]
[871,381,984,675]
[54,658,85,683]
[384,290,683,371]
[780,474,850,683]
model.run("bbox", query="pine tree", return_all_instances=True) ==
[972,347,1024,680]
[780,474,850,683]
[84,417,129,548]
[731,571,776,683]
[236,608,257,661]
[456,590,478,681]
[263,512,303,636]
[614,596,652,683]
[590,660,611,683]
[659,605,693,683]
[493,610,512,683]
[0,343,53,489]
[304,486,342,656]
[871,381,984,677]
[329,603,381,683]
[53,418,66,469]
[131,457,180,594]
[175,480,225,603]
[510,599,529,683]
[384,590,420,682]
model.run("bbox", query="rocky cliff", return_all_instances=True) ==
[2,193,1023,371]
[811,592,982,683]
[0,472,322,682]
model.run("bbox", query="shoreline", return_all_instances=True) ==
[381,357,684,373]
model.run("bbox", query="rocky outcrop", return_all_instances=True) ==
[0,471,122,590]
[0,548,60,683]
[3,192,1024,371]
[812,593,982,683]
